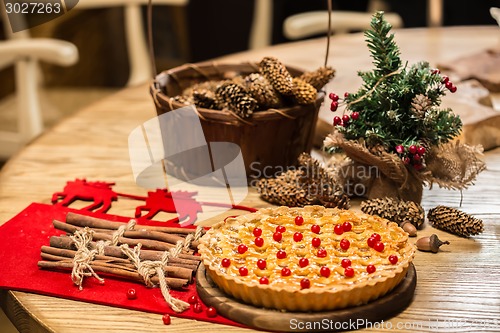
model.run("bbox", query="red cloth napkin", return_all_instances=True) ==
[0,203,244,328]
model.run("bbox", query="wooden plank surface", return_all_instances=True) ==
[0,26,499,332]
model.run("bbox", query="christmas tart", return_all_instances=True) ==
[198,206,415,312]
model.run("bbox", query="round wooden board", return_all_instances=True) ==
[196,263,417,332]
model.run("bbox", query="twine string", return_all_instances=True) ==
[120,226,203,313]
[70,228,103,290]
[325,0,332,67]
[96,219,137,256]
[267,108,297,120]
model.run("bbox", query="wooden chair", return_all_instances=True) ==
[75,0,188,86]
[283,10,403,40]
[0,37,78,159]
[0,0,188,159]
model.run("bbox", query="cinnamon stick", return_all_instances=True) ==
[56,219,199,249]
[53,220,194,254]
[40,246,194,282]
[37,261,188,289]
[66,212,203,236]
[49,236,201,264]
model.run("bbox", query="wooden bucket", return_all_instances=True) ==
[149,62,324,180]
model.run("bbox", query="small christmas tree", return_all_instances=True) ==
[324,11,484,203]
[327,11,461,169]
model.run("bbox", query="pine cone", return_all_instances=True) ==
[257,170,312,207]
[259,57,293,96]
[244,73,282,109]
[215,82,258,118]
[182,81,220,97]
[361,197,424,229]
[257,153,349,209]
[292,78,317,105]
[298,66,336,90]
[297,153,349,209]
[428,205,483,237]
[171,95,192,105]
[410,94,432,119]
[193,89,216,109]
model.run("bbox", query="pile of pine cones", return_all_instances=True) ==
[257,153,350,209]
[172,57,335,118]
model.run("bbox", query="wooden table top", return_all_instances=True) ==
[1,26,500,332]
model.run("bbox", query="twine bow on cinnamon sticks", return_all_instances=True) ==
[38,212,205,313]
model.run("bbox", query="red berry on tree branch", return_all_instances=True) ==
[333,116,341,126]
[330,101,339,111]
[329,92,339,101]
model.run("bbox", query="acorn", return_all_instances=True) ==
[400,221,417,237]
[415,234,450,253]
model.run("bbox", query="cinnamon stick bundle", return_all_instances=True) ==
[37,261,188,289]
[40,246,194,282]
[55,219,199,249]
[52,220,194,254]
[49,236,201,265]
